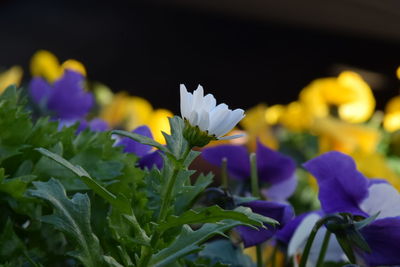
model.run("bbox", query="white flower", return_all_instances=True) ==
[180,84,245,140]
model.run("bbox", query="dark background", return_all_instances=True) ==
[0,0,399,113]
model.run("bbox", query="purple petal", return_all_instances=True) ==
[262,174,297,201]
[359,217,400,266]
[303,151,369,217]
[235,200,294,247]
[47,70,93,119]
[276,211,315,244]
[77,118,108,134]
[138,151,163,169]
[29,77,52,104]
[256,141,296,184]
[201,145,250,180]
[118,126,153,157]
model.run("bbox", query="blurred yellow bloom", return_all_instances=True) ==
[0,66,23,93]
[384,96,400,132]
[30,50,86,82]
[311,116,380,154]
[299,71,375,124]
[93,82,114,107]
[240,104,278,151]
[352,152,400,191]
[100,92,172,144]
[336,72,375,123]
[396,66,400,79]
[278,101,314,132]
[265,104,284,125]
[244,245,285,267]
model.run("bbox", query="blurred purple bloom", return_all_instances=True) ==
[76,118,108,133]
[303,151,400,266]
[117,125,163,169]
[29,70,94,120]
[235,200,294,247]
[202,141,297,201]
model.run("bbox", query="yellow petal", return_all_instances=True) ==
[125,96,153,130]
[383,111,400,132]
[311,116,380,154]
[353,152,400,192]
[0,66,23,93]
[279,101,313,132]
[61,59,87,76]
[336,71,375,123]
[240,104,278,151]
[30,50,62,83]
[265,104,285,125]
[146,109,173,144]
[100,92,132,127]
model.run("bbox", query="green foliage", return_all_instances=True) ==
[0,88,279,266]
[29,178,105,267]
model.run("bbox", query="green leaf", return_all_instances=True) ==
[0,219,25,261]
[28,178,105,267]
[158,205,278,232]
[199,240,255,267]
[175,173,213,214]
[163,116,189,160]
[0,168,35,198]
[111,129,166,153]
[35,147,120,208]
[150,220,244,266]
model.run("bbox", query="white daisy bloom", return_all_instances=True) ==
[180,84,245,141]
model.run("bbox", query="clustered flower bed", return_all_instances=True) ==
[1,51,400,267]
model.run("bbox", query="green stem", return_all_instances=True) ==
[316,230,331,267]
[299,215,342,267]
[221,157,229,189]
[270,244,278,267]
[250,153,263,267]
[250,153,260,198]
[138,147,191,267]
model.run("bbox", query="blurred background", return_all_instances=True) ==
[0,0,399,113]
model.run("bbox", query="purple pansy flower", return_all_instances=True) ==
[117,125,163,169]
[202,141,297,201]
[29,70,94,120]
[302,151,400,266]
[76,118,109,133]
[236,200,294,247]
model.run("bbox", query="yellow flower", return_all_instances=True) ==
[240,104,278,151]
[335,71,375,123]
[30,50,86,82]
[278,101,314,132]
[299,71,375,123]
[383,96,400,132]
[100,92,173,144]
[0,66,23,93]
[310,116,380,154]
[352,151,400,192]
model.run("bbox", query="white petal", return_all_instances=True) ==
[288,213,346,265]
[213,108,245,137]
[218,133,246,140]
[191,85,204,113]
[360,183,400,219]
[180,84,192,119]
[202,94,216,112]
[208,103,230,134]
[288,213,320,256]
[197,109,210,131]
[189,110,200,126]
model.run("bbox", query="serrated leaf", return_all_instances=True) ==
[28,178,105,267]
[150,220,244,266]
[175,173,213,214]
[112,129,166,153]
[162,116,189,160]
[158,205,277,232]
